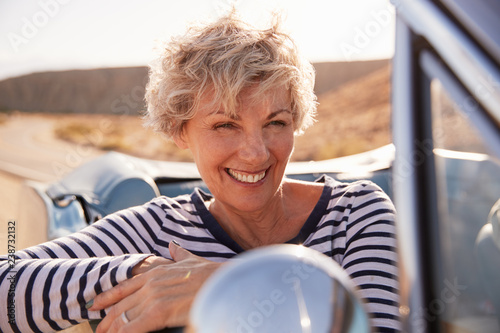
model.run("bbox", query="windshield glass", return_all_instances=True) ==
[431,79,500,332]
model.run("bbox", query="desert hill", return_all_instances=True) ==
[294,64,391,160]
[0,67,149,115]
[313,59,388,95]
[0,60,389,115]
[0,60,391,161]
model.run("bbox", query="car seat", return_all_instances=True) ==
[475,199,500,327]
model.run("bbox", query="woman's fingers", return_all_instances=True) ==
[89,274,143,311]
[96,307,142,333]
[94,283,149,333]
[90,256,172,311]
[95,301,128,333]
[132,255,173,276]
[169,241,197,262]
[91,244,222,332]
[96,279,188,333]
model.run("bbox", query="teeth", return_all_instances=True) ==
[228,169,265,183]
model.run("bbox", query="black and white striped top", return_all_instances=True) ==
[0,176,400,332]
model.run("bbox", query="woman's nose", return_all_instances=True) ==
[238,131,270,164]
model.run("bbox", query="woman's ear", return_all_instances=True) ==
[172,130,189,149]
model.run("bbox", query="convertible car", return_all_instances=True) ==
[20,0,500,331]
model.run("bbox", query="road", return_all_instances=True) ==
[0,113,102,333]
[0,112,104,183]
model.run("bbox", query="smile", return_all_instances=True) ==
[227,169,266,184]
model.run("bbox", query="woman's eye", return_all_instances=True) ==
[268,120,287,127]
[214,123,235,130]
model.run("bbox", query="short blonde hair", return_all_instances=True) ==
[144,14,317,139]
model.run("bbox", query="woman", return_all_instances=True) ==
[0,14,400,332]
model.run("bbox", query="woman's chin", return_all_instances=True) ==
[224,191,278,214]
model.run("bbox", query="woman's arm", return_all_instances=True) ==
[0,254,151,332]
[0,202,167,332]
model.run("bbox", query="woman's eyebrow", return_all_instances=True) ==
[267,109,292,120]
[211,110,239,120]
[210,109,290,120]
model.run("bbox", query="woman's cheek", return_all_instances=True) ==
[273,131,294,157]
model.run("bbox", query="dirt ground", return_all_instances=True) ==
[0,171,21,236]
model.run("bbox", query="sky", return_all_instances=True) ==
[0,0,395,81]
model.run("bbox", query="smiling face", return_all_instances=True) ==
[174,85,295,214]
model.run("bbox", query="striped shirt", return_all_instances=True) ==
[0,175,400,332]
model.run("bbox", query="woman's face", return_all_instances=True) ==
[175,86,295,213]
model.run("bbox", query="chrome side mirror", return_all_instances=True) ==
[189,244,370,333]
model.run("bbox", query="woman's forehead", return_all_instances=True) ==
[240,85,291,104]
[199,85,291,116]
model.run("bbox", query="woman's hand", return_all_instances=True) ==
[89,242,222,333]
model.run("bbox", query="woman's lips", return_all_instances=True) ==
[226,168,266,184]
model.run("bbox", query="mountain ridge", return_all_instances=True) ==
[0,59,389,115]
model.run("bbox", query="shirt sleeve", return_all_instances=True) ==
[0,201,168,332]
[342,181,401,332]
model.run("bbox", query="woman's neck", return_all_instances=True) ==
[208,179,323,250]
